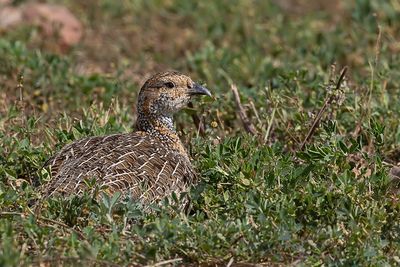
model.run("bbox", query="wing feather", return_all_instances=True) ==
[41,132,197,204]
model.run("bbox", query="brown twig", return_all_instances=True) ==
[17,71,24,102]
[188,102,205,137]
[374,25,382,66]
[299,66,348,150]
[216,109,225,131]
[230,84,258,135]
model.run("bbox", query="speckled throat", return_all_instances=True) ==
[136,112,173,134]
[135,110,185,153]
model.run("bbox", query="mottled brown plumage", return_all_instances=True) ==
[41,71,211,205]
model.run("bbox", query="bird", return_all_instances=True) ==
[40,71,211,205]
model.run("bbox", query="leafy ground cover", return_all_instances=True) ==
[0,0,399,265]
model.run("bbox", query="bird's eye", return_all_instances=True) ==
[165,82,175,88]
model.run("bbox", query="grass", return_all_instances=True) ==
[0,0,400,265]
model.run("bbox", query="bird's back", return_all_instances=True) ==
[42,132,197,204]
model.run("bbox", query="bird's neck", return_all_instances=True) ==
[135,99,189,155]
[136,113,188,156]
[136,113,179,141]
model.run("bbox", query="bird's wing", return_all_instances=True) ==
[43,135,106,177]
[101,142,197,203]
[41,133,197,203]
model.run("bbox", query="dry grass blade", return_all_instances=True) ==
[231,84,258,135]
[145,258,182,267]
[188,102,205,137]
[300,66,348,150]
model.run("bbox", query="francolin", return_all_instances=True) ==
[41,71,211,205]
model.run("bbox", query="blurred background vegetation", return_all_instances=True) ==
[0,0,399,266]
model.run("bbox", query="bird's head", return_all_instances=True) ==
[137,71,211,117]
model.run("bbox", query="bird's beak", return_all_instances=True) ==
[188,83,212,97]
